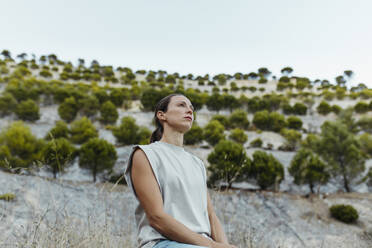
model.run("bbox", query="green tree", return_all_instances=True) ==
[292,103,307,115]
[0,93,17,117]
[358,133,372,158]
[211,114,230,128]
[79,138,117,182]
[42,138,76,178]
[228,109,250,130]
[112,116,150,145]
[229,128,248,144]
[58,97,78,123]
[279,128,302,151]
[253,110,286,132]
[354,101,369,114]
[109,88,130,107]
[100,101,118,125]
[317,101,332,115]
[0,121,45,170]
[69,117,98,144]
[207,140,251,188]
[79,95,100,118]
[289,148,330,193]
[317,121,366,192]
[357,116,372,133]
[15,99,40,122]
[184,124,204,145]
[286,116,303,130]
[203,120,225,146]
[250,151,284,190]
[93,88,110,105]
[206,93,224,113]
[45,121,69,140]
[250,138,263,148]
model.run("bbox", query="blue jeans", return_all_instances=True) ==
[153,240,208,248]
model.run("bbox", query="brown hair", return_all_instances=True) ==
[150,93,184,143]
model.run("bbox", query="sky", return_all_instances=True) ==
[1,0,372,88]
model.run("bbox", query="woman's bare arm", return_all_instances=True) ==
[207,191,229,244]
[131,148,220,247]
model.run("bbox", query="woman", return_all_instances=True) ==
[124,94,237,248]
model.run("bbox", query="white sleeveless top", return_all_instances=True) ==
[124,141,212,248]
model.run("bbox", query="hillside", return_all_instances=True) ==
[0,52,372,247]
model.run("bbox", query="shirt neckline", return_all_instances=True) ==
[156,141,185,151]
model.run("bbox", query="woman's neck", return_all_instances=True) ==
[159,132,184,148]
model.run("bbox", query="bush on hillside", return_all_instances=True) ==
[279,128,302,151]
[203,120,225,146]
[45,120,69,140]
[289,148,330,193]
[354,101,369,114]
[229,128,248,144]
[58,97,79,123]
[207,139,251,188]
[282,103,293,115]
[331,104,342,114]
[0,121,45,170]
[250,150,285,190]
[15,99,40,122]
[206,93,224,113]
[317,101,332,115]
[69,117,98,144]
[229,109,250,130]
[250,138,263,148]
[211,114,230,128]
[253,110,286,132]
[292,103,307,115]
[184,124,204,145]
[330,204,358,223]
[100,101,118,125]
[357,116,372,133]
[109,88,130,107]
[79,138,117,182]
[93,88,110,105]
[79,95,100,118]
[42,138,76,178]
[0,93,17,117]
[286,116,303,130]
[112,116,151,145]
[39,69,53,78]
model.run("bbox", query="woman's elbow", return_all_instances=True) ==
[148,212,166,229]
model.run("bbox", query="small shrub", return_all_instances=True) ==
[100,101,118,125]
[0,93,17,117]
[45,120,69,140]
[250,138,263,147]
[330,204,358,223]
[331,104,342,114]
[58,97,78,123]
[0,193,15,201]
[184,124,204,145]
[354,101,369,114]
[317,101,332,115]
[203,120,225,146]
[113,117,150,145]
[228,109,250,130]
[292,103,307,115]
[39,69,53,78]
[69,117,98,144]
[229,128,248,144]
[211,114,230,128]
[286,116,303,130]
[15,99,40,122]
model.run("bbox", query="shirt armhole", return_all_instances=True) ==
[124,145,163,200]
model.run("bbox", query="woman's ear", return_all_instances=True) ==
[157,111,166,121]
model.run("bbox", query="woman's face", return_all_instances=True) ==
[158,95,194,133]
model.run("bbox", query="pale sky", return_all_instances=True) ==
[1,0,372,88]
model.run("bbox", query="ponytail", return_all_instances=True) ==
[150,126,163,143]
